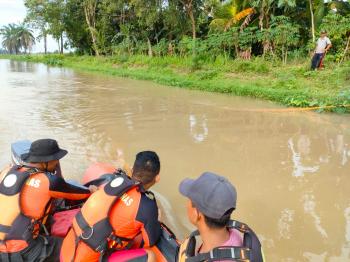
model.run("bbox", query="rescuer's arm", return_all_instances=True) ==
[136,193,161,247]
[48,175,91,200]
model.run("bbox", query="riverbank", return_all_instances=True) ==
[2,54,350,112]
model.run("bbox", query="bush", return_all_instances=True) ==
[232,58,270,73]
[42,55,64,66]
[110,54,129,64]
[153,39,169,56]
[193,70,219,80]
[340,66,350,81]
[191,53,207,71]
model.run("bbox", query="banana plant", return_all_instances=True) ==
[209,0,255,32]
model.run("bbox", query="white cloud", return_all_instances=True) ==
[0,0,26,26]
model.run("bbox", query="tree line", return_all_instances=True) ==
[1,0,350,64]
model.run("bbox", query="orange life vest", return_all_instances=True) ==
[69,170,140,260]
[0,165,45,249]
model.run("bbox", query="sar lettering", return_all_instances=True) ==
[26,178,41,188]
[121,193,134,206]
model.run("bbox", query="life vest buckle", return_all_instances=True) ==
[209,250,214,259]
[80,226,94,240]
[95,242,107,253]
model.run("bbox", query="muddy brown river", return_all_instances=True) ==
[0,59,349,261]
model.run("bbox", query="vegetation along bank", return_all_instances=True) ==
[2,54,350,113]
[1,1,350,112]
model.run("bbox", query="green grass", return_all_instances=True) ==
[1,53,350,113]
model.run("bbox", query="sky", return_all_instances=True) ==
[0,0,59,53]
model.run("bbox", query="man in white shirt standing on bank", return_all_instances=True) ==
[311,30,332,70]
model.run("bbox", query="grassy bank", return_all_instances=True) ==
[2,54,350,112]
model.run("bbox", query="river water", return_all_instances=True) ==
[0,59,349,261]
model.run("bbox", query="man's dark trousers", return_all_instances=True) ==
[311,53,324,70]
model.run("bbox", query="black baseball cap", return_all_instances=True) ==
[179,172,237,219]
[21,139,68,163]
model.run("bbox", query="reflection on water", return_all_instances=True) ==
[1,59,350,261]
[124,112,134,131]
[329,207,350,262]
[189,114,208,143]
[288,138,319,177]
[302,192,328,239]
[303,206,350,261]
[278,208,295,240]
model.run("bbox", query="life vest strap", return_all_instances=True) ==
[72,171,140,259]
[75,210,134,253]
[186,246,251,262]
[184,220,264,262]
[0,166,43,243]
[228,220,249,233]
[76,211,93,240]
[0,224,11,234]
[75,210,112,252]
[108,234,134,253]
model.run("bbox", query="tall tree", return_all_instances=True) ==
[46,0,66,53]
[180,0,197,40]
[162,0,190,41]
[83,0,100,56]
[24,0,49,54]
[309,0,315,42]
[129,0,164,57]
[64,0,93,54]
[178,0,206,56]
[24,0,66,54]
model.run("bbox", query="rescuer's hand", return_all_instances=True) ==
[89,185,98,193]
[158,208,162,222]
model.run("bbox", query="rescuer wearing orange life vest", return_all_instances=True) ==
[60,151,162,262]
[0,139,92,262]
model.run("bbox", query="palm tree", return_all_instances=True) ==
[0,24,20,54]
[16,24,35,53]
[0,23,35,54]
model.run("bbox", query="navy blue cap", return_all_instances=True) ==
[179,172,237,219]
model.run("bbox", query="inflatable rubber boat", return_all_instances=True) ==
[10,140,179,262]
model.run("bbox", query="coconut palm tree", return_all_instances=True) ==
[0,24,20,54]
[16,24,35,53]
[0,23,35,54]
